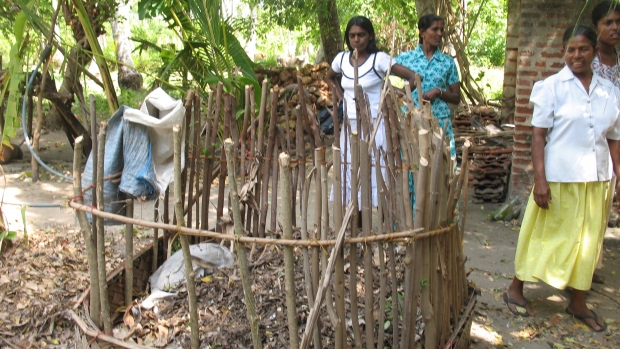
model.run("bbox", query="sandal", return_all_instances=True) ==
[503,292,532,317]
[565,308,607,332]
[592,273,605,284]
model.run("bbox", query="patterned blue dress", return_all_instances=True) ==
[395,45,460,213]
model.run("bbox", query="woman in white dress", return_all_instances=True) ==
[326,16,418,212]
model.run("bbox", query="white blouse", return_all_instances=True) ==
[530,65,620,182]
[331,51,395,120]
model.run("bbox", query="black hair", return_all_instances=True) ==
[562,25,598,48]
[418,14,444,44]
[344,16,380,54]
[592,1,620,26]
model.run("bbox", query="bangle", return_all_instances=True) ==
[439,89,443,98]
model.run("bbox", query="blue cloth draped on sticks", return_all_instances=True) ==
[395,45,460,215]
[82,88,185,224]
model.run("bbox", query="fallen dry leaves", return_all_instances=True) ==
[0,224,151,348]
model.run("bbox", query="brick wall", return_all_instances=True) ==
[500,0,520,124]
[508,0,597,199]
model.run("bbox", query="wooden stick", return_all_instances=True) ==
[241,86,251,185]
[319,148,338,327]
[254,80,269,238]
[163,188,170,259]
[68,310,153,349]
[311,149,322,327]
[193,90,202,231]
[187,90,199,232]
[216,94,231,233]
[299,200,355,349]
[279,152,299,349]
[90,94,99,257]
[373,144,387,349]
[348,131,362,348]
[246,86,257,235]
[332,146,346,349]
[360,139,374,349]
[124,199,134,306]
[95,122,112,334]
[201,91,215,232]
[70,201,435,245]
[258,89,278,237]
[295,106,306,227]
[173,125,199,349]
[224,138,263,349]
[270,137,279,235]
[152,198,159,272]
[205,84,223,231]
[72,136,101,328]
[300,168,322,347]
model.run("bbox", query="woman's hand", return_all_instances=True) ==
[422,88,442,101]
[533,179,552,209]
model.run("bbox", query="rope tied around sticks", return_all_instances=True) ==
[69,201,457,246]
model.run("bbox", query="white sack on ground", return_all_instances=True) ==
[141,243,235,309]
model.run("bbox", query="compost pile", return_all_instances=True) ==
[112,243,423,348]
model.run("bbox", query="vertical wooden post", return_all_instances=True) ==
[332,146,346,349]
[72,136,100,328]
[258,89,278,237]
[96,122,112,333]
[279,152,299,349]
[152,198,159,272]
[253,80,269,237]
[349,131,362,348]
[201,91,214,233]
[360,139,374,349]
[224,139,263,349]
[173,125,200,349]
[90,95,98,249]
[124,199,134,306]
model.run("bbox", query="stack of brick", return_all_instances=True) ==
[469,148,513,203]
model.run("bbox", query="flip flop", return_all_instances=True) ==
[503,292,531,317]
[565,308,607,332]
[592,273,605,284]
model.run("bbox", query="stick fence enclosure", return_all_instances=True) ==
[71,72,474,348]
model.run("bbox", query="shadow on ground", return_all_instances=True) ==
[464,196,620,348]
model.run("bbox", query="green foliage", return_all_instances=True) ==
[136,0,257,94]
[466,0,507,67]
[1,6,28,147]
[0,230,17,252]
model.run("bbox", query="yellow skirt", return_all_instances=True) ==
[515,181,610,291]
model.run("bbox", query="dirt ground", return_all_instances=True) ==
[2,129,620,348]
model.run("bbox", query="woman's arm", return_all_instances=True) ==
[422,82,461,104]
[326,68,344,102]
[532,127,551,209]
[608,139,620,210]
[390,64,419,89]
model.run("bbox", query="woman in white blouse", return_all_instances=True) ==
[326,16,417,210]
[504,25,620,332]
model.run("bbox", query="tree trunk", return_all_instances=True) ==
[110,0,142,91]
[415,0,437,17]
[43,0,114,150]
[40,48,93,156]
[316,0,342,63]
